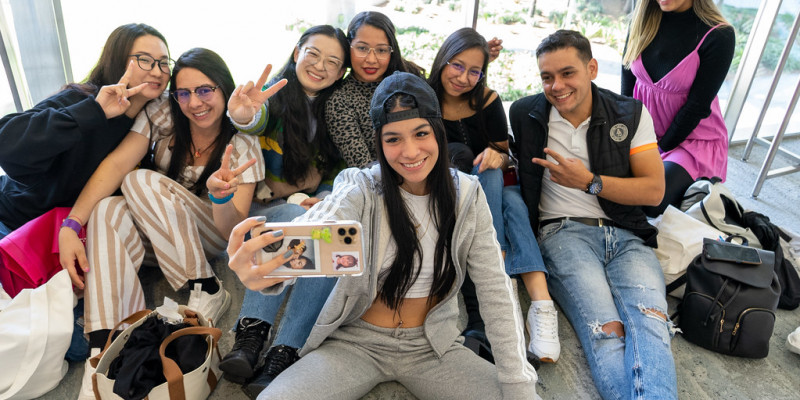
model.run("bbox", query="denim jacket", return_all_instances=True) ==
[262,164,538,399]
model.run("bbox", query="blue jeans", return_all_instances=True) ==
[0,219,11,240]
[475,167,545,276]
[238,203,336,349]
[539,220,677,400]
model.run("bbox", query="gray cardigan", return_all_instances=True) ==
[262,165,539,399]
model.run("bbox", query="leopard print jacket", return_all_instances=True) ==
[325,75,379,168]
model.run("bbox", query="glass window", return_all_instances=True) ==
[722,0,800,141]
[0,60,15,116]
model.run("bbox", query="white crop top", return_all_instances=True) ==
[379,190,437,298]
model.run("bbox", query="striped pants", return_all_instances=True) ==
[83,169,227,332]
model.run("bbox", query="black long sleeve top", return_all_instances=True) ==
[0,89,133,230]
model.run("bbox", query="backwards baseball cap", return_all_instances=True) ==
[370,71,442,132]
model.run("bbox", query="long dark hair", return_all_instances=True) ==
[376,93,457,310]
[347,11,425,78]
[428,28,503,153]
[167,48,236,195]
[267,25,348,186]
[67,23,168,95]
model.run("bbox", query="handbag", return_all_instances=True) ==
[91,306,222,400]
[0,270,74,400]
[670,237,780,358]
[653,206,725,298]
[0,207,85,297]
[680,177,761,248]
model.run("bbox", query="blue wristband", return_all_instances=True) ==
[208,192,234,204]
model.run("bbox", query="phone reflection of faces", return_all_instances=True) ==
[284,255,313,270]
[337,255,356,268]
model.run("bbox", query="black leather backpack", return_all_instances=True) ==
[669,238,780,358]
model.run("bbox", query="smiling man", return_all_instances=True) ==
[508,30,677,399]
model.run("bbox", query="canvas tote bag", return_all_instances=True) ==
[0,270,74,400]
[91,306,222,400]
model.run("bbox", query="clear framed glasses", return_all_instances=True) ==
[350,44,393,60]
[171,85,219,104]
[301,47,344,71]
[129,54,174,74]
[446,61,484,82]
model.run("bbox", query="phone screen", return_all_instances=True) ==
[705,242,761,265]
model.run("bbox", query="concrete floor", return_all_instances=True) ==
[39,139,800,399]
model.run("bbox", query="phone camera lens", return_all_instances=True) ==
[349,227,357,235]
[338,228,346,235]
[344,236,352,244]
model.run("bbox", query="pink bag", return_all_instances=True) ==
[0,207,84,297]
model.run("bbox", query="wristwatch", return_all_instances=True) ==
[584,174,603,195]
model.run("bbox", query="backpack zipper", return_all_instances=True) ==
[732,307,774,336]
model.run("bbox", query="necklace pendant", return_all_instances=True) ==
[194,150,201,158]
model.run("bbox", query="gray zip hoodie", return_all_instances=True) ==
[262,165,539,399]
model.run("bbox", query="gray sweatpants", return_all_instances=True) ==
[259,319,504,400]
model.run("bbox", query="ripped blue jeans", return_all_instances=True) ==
[539,219,677,400]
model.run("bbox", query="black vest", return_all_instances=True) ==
[509,83,658,247]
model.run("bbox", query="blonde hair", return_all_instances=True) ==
[623,0,731,68]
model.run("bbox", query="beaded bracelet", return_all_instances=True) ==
[208,192,234,204]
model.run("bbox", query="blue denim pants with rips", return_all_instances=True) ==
[539,219,677,400]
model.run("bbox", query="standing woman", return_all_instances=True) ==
[227,71,538,400]
[218,25,350,395]
[0,23,170,238]
[326,11,425,168]
[428,27,560,363]
[622,0,734,216]
[59,48,266,400]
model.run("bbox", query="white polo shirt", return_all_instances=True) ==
[539,106,657,221]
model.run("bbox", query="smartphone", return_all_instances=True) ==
[251,220,365,277]
[704,240,762,265]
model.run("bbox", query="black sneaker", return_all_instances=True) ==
[462,328,494,364]
[219,318,270,383]
[243,345,300,399]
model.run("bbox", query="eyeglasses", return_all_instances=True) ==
[171,85,219,104]
[301,47,344,71]
[129,54,174,74]
[446,61,484,82]
[350,44,393,60]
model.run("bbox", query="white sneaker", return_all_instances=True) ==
[788,326,800,355]
[187,278,231,324]
[78,349,100,400]
[526,300,561,363]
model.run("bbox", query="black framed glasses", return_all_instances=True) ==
[129,54,174,74]
[350,44,393,60]
[171,85,219,104]
[446,61,484,82]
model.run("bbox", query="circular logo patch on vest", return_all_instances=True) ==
[609,123,628,142]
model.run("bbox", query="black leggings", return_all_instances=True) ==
[643,161,695,218]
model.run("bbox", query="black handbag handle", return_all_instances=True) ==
[725,234,749,247]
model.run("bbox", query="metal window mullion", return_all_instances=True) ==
[724,0,782,143]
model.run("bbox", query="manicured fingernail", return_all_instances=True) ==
[271,229,284,237]
[283,250,294,258]
[255,216,267,222]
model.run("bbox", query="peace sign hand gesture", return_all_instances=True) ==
[228,64,288,125]
[206,144,258,199]
[531,148,594,190]
[95,60,148,119]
